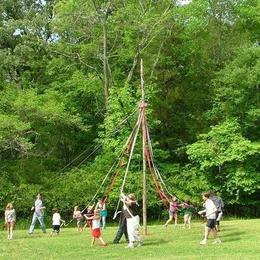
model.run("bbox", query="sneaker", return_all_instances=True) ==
[200,239,207,245]
[163,224,167,228]
[212,239,221,244]
[100,243,107,247]
[125,244,135,249]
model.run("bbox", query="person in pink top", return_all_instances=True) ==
[164,196,179,228]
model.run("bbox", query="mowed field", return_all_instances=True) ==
[0,219,260,260]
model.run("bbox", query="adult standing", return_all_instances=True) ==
[95,196,108,229]
[28,193,46,234]
[113,207,129,244]
[121,192,142,248]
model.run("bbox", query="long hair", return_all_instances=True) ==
[6,203,13,210]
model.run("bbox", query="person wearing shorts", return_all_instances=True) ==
[210,191,224,231]
[85,209,107,247]
[73,206,83,232]
[182,200,194,229]
[51,208,65,236]
[164,197,179,228]
[198,192,221,245]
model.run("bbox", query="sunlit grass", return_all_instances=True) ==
[1,219,260,259]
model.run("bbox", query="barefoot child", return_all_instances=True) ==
[83,205,94,230]
[5,203,16,239]
[50,208,65,236]
[182,200,194,229]
[73,206,83,232]
[85,209,107,247]
[198,192,221,245]
[164,196,179,228]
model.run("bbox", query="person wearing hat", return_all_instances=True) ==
[120,192,142,248]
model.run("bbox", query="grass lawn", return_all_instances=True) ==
[1,219,260,260]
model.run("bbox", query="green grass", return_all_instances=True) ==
[1,219,260,260]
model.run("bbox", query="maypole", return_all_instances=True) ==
[140,58,148,235]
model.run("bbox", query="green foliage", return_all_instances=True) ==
[187,119,259,169]
[0,113,32,155]
[187,47,260,204]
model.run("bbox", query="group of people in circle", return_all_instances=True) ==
[4,191,223,247]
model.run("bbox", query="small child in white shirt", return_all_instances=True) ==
[85,209,107,247]
[5,203,16,239]
[51,208,65,236]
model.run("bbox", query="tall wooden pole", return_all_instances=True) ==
[103,16,109,111]
[140,58,148,235]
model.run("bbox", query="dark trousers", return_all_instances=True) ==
[113,223,129,243]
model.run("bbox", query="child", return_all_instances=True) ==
[5,203,16,239]
[73,206,83,232]
[198,192,221,245]
[83,205,94,230]
[182,200,194,229]
[164,196,179,228]
[85,209,107,247]
[50,208,65,236]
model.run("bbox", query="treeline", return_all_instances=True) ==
[0,0,259,219]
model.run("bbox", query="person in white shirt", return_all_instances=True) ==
[5,203,16,239]
[85,209,107,247]
[198,192,221,245]
[29,193,46,234]
[51,208,65,236]
[121,192,142,248]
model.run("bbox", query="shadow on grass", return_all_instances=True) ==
[219,225,236,231]
[17,230,82,240]
[220,231,246,242]
[142,239,169,246]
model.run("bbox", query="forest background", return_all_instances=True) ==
[0,0,259,221]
